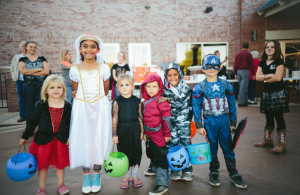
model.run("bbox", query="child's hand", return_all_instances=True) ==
[113,136,119,144]
[19,139,27,146]
[66,139,69,148]
[72,91,77,99]
[230,126,236,134]
[197,128,207,136]
[164,137,171,142]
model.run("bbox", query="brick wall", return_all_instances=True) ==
[1,0,299,108]
[5,72,19,112]
[0,0,263,71]
[1,0,299,72]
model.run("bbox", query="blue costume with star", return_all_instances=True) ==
[192,78,239,176]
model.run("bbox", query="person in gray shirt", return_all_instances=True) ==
[60,49,76,103]
[160,55,171,72]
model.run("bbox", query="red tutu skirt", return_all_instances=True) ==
[29,137,70,171]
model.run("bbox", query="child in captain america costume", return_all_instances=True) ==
[192,55,247,189]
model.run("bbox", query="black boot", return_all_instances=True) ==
[209,156,220,173]
[225,158,238,176]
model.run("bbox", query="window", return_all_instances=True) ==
[176,42,229,70]
[103,43,120,68]
[128,43,151,75]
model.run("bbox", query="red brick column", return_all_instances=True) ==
[5,72,19,112]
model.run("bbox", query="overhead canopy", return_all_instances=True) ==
[256,0,300,17]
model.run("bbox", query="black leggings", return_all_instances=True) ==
[266,111,286,131]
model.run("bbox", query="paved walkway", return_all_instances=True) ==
[0,108,26,134]
[0,105,300,195]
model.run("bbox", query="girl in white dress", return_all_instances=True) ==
[69,32,113,194]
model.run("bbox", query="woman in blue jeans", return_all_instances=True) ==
[19,41,49,126]
[60,49,76,103]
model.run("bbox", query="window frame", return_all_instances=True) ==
[176,42,230,69]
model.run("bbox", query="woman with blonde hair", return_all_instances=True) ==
[111,51,130,99]
[60,49,76,103]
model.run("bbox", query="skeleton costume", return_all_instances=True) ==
[163,62,193,174]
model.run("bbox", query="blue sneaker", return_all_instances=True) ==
[82,174,92,194]
[92,173,101,192]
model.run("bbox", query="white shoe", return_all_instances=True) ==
[91,173,101,193]
[82,174,92,194]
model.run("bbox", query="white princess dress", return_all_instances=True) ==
[69,64,113,169]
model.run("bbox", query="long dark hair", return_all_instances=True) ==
[79,40,99,62]
[261,40,284,61]
[25,41,37,52]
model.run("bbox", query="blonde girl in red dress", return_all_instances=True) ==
[19,75,72,195]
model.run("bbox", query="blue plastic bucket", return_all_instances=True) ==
[187,142,211,165]
[6,153,37,182]
[166,146,190,171]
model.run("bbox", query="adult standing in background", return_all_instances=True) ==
[19,41,49,126]
[60,49,76,103]
[160,55,171,72]
[111,52,130,99]
[10,41,27,122]
[234,42,255,107]
[248,51,260,105]
[215,50,228,76]
[214,50,228,66]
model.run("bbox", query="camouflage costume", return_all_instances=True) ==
[163,62,193,173]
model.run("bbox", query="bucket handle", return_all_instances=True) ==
[111,143,123,159]
[188,134,209,145]
[15,145,26,165]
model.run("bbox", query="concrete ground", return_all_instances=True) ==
[1,104,300,195]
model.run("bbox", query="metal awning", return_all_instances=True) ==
[256,0,300,17]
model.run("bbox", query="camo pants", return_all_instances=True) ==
[166,119,193,173]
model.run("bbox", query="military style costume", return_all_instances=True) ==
[163,62,193,175]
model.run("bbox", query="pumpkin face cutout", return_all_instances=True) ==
[6,153,37,182]
[167,146,190,171]
[104,152,129,177]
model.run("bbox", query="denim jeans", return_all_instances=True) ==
[114,85,120,98]
[66,86,73,104]
[237,69,249,105]
[247,79,257,101]
[23,81,43,126]
[16,80,26,118]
